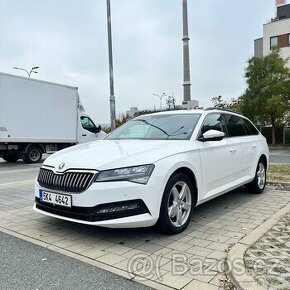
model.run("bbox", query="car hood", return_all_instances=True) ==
[43,139,194,171]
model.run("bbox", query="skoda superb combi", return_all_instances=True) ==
[34,109,269,234]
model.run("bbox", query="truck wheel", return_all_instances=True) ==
[2,152,19,162]
[24,146,42,163]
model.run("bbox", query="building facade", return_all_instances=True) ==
[254,3,290,68]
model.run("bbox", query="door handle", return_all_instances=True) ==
[82,134,87,137]
[229,148,236,152]
[252,145,257,149]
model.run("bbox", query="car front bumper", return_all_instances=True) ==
[33,176,164,228]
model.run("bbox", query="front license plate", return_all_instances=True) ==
[39,190,72,208]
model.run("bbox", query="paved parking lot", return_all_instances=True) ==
[0,160,290,289]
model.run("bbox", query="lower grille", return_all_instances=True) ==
[37,168,96,193]
[35,198,149,222]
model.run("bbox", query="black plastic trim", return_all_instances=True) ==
[35,198,149,222]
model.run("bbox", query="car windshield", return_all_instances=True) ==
[106,113,201,140]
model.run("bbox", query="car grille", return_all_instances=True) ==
[37,168,96,193]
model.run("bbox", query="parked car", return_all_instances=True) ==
[34,109,269,234]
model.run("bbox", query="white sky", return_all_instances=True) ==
[0,0,278,124]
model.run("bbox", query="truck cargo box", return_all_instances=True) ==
[0,73,79,143]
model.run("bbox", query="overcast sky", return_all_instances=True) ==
[0,0,278,124]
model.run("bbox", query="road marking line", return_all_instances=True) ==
[0,180,35,187]
[0,168,39,175]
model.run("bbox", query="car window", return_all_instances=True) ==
[224,114,247,137]
[241,118,259,135]
[200,113,227,136]
[81,116,96,133]
[106,114,201,140]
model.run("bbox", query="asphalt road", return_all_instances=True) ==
[269,149,290,164]
[0,232,152,290]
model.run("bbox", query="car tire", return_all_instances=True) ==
[157,173,195,235]
[23,146,42,164]
[2,152,19,162]
[246,158,266,194]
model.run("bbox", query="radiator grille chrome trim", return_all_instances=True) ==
[37,168,98,193]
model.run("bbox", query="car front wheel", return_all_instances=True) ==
[157,173,195,235]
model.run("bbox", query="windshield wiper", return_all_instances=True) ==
[135,119,169,137]
[167,126,188,138]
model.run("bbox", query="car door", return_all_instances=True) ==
[198,113,234,201]
[241,117,261,175]
[223,114,253,181]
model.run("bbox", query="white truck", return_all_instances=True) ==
[0,72,105,163]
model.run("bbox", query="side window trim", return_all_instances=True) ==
[221,114,229,138]
[241,117,259,136]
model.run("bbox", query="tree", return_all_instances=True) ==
[165,95,176,109]
[211,95,226,108]
[102,113,130,133]
[239,49,290,144]
[211,95,240,111]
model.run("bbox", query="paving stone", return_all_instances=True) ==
[106,244,133,255]
[183,279,219,289]
[206,242,228,252]
[96,253,127,265]
[186,246,213,257]
[244,212,290,290]
[159,272,193,289]
[1,164,290,289]
[136,242,164,254]
[167,241,193,252]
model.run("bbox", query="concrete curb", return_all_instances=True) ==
[269,147,290,151]
[227,203,290,290]
[0,227,172,290]
[267,180,290,186]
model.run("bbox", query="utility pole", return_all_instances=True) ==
[153,93,166,111]
[106,0,116,130]
[182,0,191,101]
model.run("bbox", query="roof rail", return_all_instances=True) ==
[204,107,237,113]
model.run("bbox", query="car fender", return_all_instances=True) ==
[153,152,201,210]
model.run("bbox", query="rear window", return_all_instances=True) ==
[224,114,247,137]
[241,118,259,135]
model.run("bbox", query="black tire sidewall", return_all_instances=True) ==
[24,146,42,163]
[248,159,266,194]
[158,173,195,235]
[2,152,19,162]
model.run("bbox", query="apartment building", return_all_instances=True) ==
[254,3,290,67]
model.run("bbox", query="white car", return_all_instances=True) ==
[34,109,269,234]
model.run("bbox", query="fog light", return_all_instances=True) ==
[97,203,139,214]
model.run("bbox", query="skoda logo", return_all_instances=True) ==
[58,163,65,170]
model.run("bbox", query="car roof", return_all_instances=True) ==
[135,109,244,118]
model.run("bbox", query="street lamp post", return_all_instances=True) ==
[182,0,191,102]
[153,93,166,111]
[13,66,39,78]
[106,0,116,130]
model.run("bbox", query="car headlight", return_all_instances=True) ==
[95,164,155,184]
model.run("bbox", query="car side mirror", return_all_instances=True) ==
[198,129,225,142]
[94,125,102,134]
